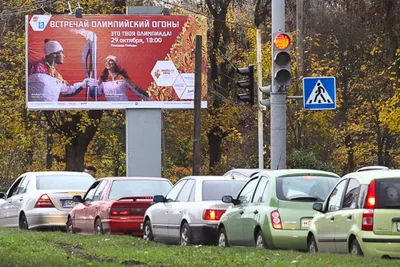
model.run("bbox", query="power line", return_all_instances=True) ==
[154,0,266,32]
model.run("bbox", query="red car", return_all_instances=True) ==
[66,177,172,236]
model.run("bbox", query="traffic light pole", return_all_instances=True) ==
[271,0,287,169]
[256,29,264,169]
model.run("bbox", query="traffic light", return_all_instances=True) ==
[259,85,271,108]
[272,33,291,86]
[236,65,255,106]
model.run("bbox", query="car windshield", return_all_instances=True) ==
[108,180,172,200]
[202,180,246,201]
[376,178,400,208]
[36,175,94,190]
[276,175,338,202]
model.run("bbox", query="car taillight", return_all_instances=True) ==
[34,194,55,208]
[202,209,225,221]
[271,210,282,230]
[110,208,130,216]
[362,180,375,231]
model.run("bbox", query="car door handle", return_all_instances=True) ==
[330,216,334,222]
[253,210,259,215]
[239,211,244,215]
[8,200,12,203]
[19,198,23,201]
[165,211,168,214]
[178,210,182,214]
[347,215,352,220]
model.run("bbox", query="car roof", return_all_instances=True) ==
[342,169,400,184]
[180,175,249,181]
[256,169,340,178]
[98,176,169,181]
[24,171,92,177]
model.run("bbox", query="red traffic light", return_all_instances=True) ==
[274,34,290,50]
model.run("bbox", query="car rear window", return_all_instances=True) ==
[276,175,338,202]
[375,178,400,208]
[36,175,94,190]
[202,180,246,201]
[108,180,172,200]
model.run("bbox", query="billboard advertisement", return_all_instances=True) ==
[26,15,207,110]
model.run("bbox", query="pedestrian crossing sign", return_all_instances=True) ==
[303,77,336,110]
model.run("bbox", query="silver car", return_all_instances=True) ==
[0,171,94,230]
[142,175,248,245]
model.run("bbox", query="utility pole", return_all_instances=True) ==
[271,0,287,169]
[192,35,202,175]
[256,29,264,169]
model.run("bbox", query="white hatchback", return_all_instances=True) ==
[142,175,248,245]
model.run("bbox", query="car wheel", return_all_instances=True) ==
[180,223,191,246]
[66,216,75,234]
[19,213,29,230]
[143,220,154,241]
[94,218,104,235]
[218,227,229,247]
[350,238,363,256]
[308,235,318,253]
[255,230,268,249]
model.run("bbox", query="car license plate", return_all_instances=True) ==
[62,200,77,208]
[301,219,312,229]
[397,222,400,232]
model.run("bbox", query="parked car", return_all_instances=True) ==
[217,169,340,250]
[223,168,264,178]
[0,171,95,230]
[307,169,400,258]
[67,177,172,236]
[142,175,249,245]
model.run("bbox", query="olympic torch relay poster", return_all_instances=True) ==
[26,15,207,110]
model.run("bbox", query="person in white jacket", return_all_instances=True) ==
[89,55,152,101]
[28,39,93,102]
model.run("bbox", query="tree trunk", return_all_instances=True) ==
[64,110,103,171]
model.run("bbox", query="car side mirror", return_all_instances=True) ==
[72,195,84,203]
[153,195,165,203]
[313,202,324,213]
[222,195,240,205]
[0,192,5,199]
[222,195,233,203]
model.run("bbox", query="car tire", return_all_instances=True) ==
[255,230,268,249]
[66,216,75,234]
[308,234,318,253]
[180,222,191,246]
[350,238,363,256]
[218,227,230,247]
[143,220,154,241]
[19,213,29,230]
[94,218,104,235]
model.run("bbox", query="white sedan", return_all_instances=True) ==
[0,171,94,230]
[142,175,248,246]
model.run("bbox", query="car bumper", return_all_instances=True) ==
[103,217,143,236]
[359,232,400,258]
[190,224,218,245]
[268,228,308,250]
[25,209,68,230]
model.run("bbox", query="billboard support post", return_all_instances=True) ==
[126,6,163,177]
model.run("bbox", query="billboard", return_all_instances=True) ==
[26,15,207,110]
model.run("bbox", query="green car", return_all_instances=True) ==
[308,169,400,258]
[218,169,339,250]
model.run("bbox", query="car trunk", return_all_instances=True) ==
[38,190,86,211]
[278,200,320,230]
[373,178,400,235]
[110,196,154,217]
